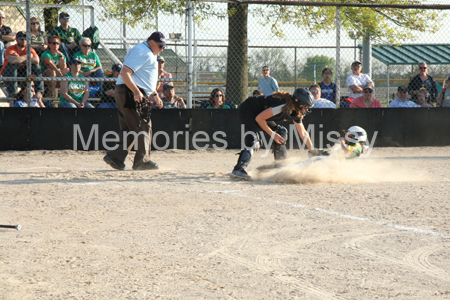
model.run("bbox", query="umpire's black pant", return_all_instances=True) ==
[107,84,152,164]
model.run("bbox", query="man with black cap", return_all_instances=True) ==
[151,83,186,109]
[1,31,43,100]
[0,10,15,68]
[346,60,374,99]
[103,31,165,171]
[388,85,420,108]
[51,12,81,59]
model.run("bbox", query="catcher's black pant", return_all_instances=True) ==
[107,84,152,164]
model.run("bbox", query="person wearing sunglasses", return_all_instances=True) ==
[40,36,67,100]
[407,62,438,103]
[59,58,94,109]
[309,84,336,109]
[30,17,48,56]
[0,10,15,68]
[151,83,186,109]
[155,56,172,98]
[1,31,44,101]
[207,88,230,109]
[349,85,382,108]
[230,88,320,180]
[103,31,166,171]
[51,12,82,59]
[346,60,374,100]
[257,66,279,96]
[73,37,105,91]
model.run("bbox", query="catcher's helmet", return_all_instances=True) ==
[346,126,367,143]
[293,88,314,115]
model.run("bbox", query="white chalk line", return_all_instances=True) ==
[211,190,450,239]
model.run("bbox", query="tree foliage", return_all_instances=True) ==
[302,55,335,82]
[253,0,442,44]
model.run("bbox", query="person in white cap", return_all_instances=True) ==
[346,60,374,99]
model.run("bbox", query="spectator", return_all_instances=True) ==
[30,17,48,56]
[309,84,336,108]
[73,37,105,91]
[258,66,279,96]
[349,85,382,108]
[437,75,450,107]
[41,36,67,98]
[252,89,263,97]
[346,60,374,99]
[417,88,434,108]
[155,56,172,98]
[407,62,438,103]
[0,10,15,68]
[51,12,81,60]
[208,88,230,109]
[151,83,186,109]
[388,86,420,108]
[13,81,45,108]
[318,67,336,102]
[98,63,121,108]
[1,31,44,101]
[59,58,94,108]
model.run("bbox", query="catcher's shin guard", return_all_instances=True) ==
[233,149,253,171]
[273,125,288,161]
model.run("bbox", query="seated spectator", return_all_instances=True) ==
[30,17,48,56]
[208,88,230,109]
[436,75,450,107]
[309,84,336,108]
[388,86,420,108]
[349,85,382,108]
[258,66,279,96]
[13,81,45,108]
[41,36,67,98]
[51,12,81,60]
[417,88,434,108]
[318,67,336,102]
[155,56,172,98]
[59,58,94,108]
[73,37,105,91]
[252,89,263,97]
[407,62,438,103]
[346,60,374,99]
[1,31,43,102]
[151,83,186,109]
[98,63,121,108]
[0,10,15,68]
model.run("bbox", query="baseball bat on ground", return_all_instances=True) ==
[0,224,21,230]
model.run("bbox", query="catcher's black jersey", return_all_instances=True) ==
[244,95,302,124]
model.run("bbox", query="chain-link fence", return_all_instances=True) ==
[1,1,450,109]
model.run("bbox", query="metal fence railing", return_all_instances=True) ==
[1,1,450,109]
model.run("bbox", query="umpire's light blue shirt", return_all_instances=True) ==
[116,41,157,96]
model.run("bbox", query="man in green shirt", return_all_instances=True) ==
[72,37,105,91]
[51,12,81,60]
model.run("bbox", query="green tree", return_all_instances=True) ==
[254,0,442,44]
[248,48,293,82]
[302,55,335,82]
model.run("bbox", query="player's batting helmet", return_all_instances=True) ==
[293,88,314,115]
[347,126,367,143]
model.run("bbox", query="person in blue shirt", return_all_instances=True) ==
[103,31,166,171]
[257,66,279,96]
[318,67,336,103]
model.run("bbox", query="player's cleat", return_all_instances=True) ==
[103,154,125,170]
[230,169,251,181]
[132,160,159,170]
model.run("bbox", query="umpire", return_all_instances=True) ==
[103,31,165,170]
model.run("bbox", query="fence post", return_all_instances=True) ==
[186,0,193,108]
[26,0,32,106]
[335,7,341,108]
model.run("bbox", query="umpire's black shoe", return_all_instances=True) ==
[132,160,159,170]
[103,154,125,170]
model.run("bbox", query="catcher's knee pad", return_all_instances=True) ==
[234,149,253,170]
[273,125,288,161]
